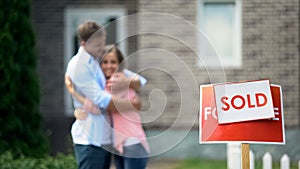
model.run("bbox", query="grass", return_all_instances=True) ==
[1,152,298,169]
[254,160,299,169]
[173,159,299,169]
[174,159,227,169]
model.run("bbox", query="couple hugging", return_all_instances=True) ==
[65,21,149,169]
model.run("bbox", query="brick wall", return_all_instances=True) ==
[138,0,299,128]
[241,0,299,127]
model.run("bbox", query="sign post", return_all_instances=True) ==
[241,143,250,169]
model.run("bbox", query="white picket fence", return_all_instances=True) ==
[255,151,295,169]
[227,143,299,169]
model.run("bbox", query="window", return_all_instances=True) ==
[198,0,241,68]
[63,8,127,116]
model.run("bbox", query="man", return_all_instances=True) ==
[65,21,146,169]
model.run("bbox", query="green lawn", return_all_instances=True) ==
[173,159,299,169]
[174,159,227,169]
[254,160,299,169]
[1,152,299,169]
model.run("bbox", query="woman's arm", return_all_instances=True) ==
[74,108,88,120]
[65,75,101,115]
[65,75,85,104]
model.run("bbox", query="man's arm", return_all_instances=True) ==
[67,62,140,112]
[124,69,147,90]
[65,74,139,121]
[129,76,141,91]
[107,95,140,113]
[106,69,147,91]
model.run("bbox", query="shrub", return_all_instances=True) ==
[0,152,77,169]
[0,0,49,157]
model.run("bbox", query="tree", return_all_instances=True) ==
[0,0,48,157]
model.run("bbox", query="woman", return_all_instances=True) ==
[65,45,149,169]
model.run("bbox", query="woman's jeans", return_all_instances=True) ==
[114,143,148,169]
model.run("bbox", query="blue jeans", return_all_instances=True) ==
[74,144,111,169]
[114,143,148,169]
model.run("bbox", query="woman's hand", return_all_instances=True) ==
[74,108,88,120]
[65,75,86,104]
[107,72,130,93]
[65,75,74,94]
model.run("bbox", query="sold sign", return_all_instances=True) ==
[199,84,285,144]
[214,80,274,124]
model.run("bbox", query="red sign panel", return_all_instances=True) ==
[199,84,285,144]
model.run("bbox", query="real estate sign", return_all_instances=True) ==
[199,84,285,144]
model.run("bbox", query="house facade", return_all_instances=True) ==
[32,0,299,158]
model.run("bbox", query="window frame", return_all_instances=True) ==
[197,0,242,68]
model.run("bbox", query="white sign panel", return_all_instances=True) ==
[214,80,274,124]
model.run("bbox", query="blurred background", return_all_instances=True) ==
[1,0,299,168]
